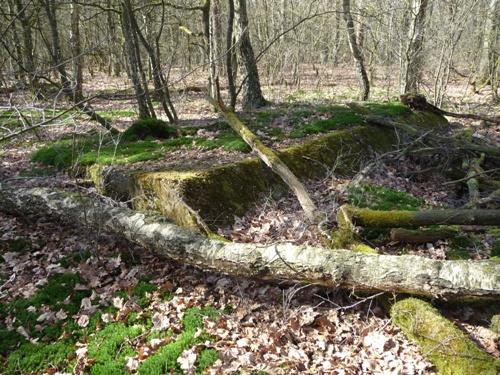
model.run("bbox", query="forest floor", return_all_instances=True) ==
[0,66,499,374]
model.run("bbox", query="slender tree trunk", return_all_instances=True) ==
[209,0,221,100]
[42,0,71,94]
[476,0,499,99]
[237,0,267,109]
[342,0,370,100]
[15,0,37,89]
[70,1,83,102]
[121,1,151,119]
[400,0,429,94]
[128,4,177,124]
[226,0,237,110]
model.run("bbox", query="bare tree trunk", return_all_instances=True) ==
[226,0,237,110]
[70,1,83,102]
[14,0,37,89]
[237,0,267,109]
[342,0,370,101]
[128,3,177,124]
[1,186,498,301]
[209,0,222,100]
[475,0,499,99]
[121,1,152,119]
[400,0,429,94]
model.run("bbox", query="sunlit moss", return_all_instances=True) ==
[137,307,219,374]
[391,298,499,375]
[87,323,143,375]
[347,184,423,211]
[4,341,75,374]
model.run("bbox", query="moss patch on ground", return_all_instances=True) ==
[4,341,75,374]
[137,306,219,374]
[347,184,423,211]
[32,131,249,169]
[391,298,499,375]
[87,323,143,375]
[0,272,91,356]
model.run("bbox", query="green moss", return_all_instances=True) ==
[137,307,219,375]
[347,184,423,211]
[132,126,396,230]
[133,280,158,308]
[196,348,219,373]
[87,323,143,375]
[122,118,177,142]
[391,298,499,375]
[0,328,27,355]
[4,341,75,374]
[2,273,91,341]
[0,238,31,253]
[96,109,136,120]
[352,243,378,254]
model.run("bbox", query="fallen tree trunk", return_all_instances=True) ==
[207,95,320,223]
[365,115,500,157]
[390,228,458,243]
[401,93,500,125]
[342,205,500,228]
[0,186,498,301]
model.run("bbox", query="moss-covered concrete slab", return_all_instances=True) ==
[89,109,448,232]
[130,125,393,231]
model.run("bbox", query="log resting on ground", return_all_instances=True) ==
[0,186,499,301]
[343,205,500,228]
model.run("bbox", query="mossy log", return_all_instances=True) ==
[1,186,499,301]
[342,205,500,228]
[391,298,499,374]
[390,228,459,243]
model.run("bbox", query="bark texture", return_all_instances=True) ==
[237,0,267,109]
[0,186,498,301]
[400,0,429,94]
[342,0,370,100]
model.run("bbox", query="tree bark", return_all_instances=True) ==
[0,186,498,301]
[390,228,458,243]
[237,0,267,109]
[70,0,83,102]
[121,0,152,119]
[341,205,500,228]
[226,0,237,110]
[400,0,429,94]
[342,0,370,101]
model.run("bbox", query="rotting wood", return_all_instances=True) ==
[365,115,500,157]
[401,93,500,124]
[0,185,498,301]
[340,205,500,228]
[390,228,458,243]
